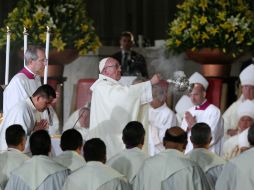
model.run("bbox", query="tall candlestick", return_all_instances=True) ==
[23,27,28,67]
[5,26,11,85]
[44,26,50,84]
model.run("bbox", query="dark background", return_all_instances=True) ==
[0,0,180,110]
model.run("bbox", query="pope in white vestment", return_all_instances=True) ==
[53,150,86,172]
[107,147,148,184]
[216,147,254,190]
[0,148,30,189]
[63,161,130,190]
[133,149,210,190]
[187,148,226,189]
[5,155,69,190]
[88,57,160,159]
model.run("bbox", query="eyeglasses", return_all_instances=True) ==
[104,64,121,70]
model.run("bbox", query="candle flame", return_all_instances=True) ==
[6,26,10,33]
[23,27,28,35]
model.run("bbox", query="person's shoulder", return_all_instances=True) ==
[207,103,221,113]
[111,51,122,61]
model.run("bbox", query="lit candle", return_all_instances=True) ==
[23,27,28,67]
[44,26,50,84]
[5,26,11,85]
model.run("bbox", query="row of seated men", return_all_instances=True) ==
[1,121,254,190]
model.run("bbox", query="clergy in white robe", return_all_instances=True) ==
[175,95,194,126]
[181,72,223,155]
[63,106,90,141]
[107,121,148,184]
[5,130,69,190]
[0,85,56,151]
[53,129,86,172]
[63,138,131,190]
[148,84,177,155]
[223,100,254,159]
[3,45,60,135]
[223,64,254,139]
[0,125,29,189]
[89,57,160,159]
[133,127,210,190]
[188,123,226,189]
[216,125,254,190]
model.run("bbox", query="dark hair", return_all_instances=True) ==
[29,130,51,156]
[190,123,211,145]
[163,126,187,144]
[24,45,44,66]
[5,124,26,146]
[61,129,83,151]
[120,31,134,42]
[83,138,106,162]
[32,84,56,99]
[122,121,145,148]
[248,124,254,145]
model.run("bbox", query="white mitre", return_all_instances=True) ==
[189,72,209,90]
[237,99,254,120]
[239,64,254,86]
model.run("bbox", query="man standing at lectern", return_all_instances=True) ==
[88,57,160,159]
[112,31,148,77]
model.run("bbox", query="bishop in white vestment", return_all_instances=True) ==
[89,57,160,159]
[216,125,254,190]
[223,64,254,139]
[181,72,223,155]
[223,100,254,159]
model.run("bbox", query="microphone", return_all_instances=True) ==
[72,102,91,129]
[167,71,193,92]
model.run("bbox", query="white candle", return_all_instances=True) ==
[44,26,50,84]
[5,26,11,85]
[23,27,28,67]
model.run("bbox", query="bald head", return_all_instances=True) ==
[189,83,206,106]
[163,127,187,152]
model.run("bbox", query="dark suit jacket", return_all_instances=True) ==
[112,50,148,77]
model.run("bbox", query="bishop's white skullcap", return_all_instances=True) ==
[189,72,209,90]
[237,99,254,120]
[175,95,194,114]
[99,57,110,73]
[239,64,254,86]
